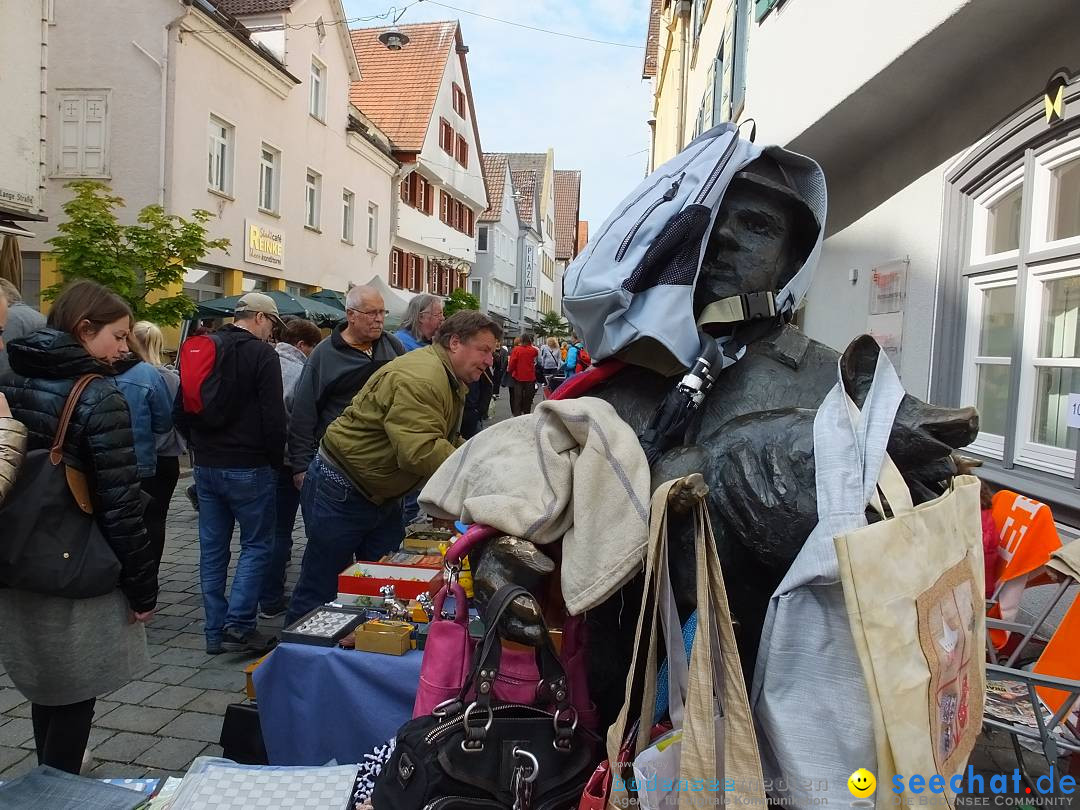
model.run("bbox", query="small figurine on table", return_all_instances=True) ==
[379,585,409,622]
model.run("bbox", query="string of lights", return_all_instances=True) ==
[181,0,645,50]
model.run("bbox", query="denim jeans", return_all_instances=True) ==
[259,466,302,612]
[194,465,276,645]
[286,456,405,625]
[401,488,421,527]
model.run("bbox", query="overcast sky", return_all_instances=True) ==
[341,0,653,229]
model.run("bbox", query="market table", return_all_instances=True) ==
[253,643,421,766]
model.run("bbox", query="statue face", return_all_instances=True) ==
[693,181,802,318]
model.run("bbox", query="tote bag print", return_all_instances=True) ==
[916,556,983,776]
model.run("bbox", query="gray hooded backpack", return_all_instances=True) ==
[562,123,827,376]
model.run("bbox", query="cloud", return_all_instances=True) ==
[342,0,653,228]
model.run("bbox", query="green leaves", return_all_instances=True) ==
[536,310,569,339]
[444,288,480,317]
[45,181,230,326]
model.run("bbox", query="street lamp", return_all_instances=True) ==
[378,26,410,50]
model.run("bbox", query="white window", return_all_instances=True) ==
[477,225,489,253]
[367,202,378,251]
[341,189,354,243]
[470,278,482,300]
[55,90,110,177]
[259,145,280,213]
[207,115,233,195]
[305,169,322,229]
[309,57,326,121]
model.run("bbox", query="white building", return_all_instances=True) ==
[645,0,1080,526]
[0,0,48,288]
[499,152,558,326]
[349,21,488,301]
[474,154,520,332]
[25,0,398,326]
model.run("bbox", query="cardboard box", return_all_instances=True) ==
[243,654,270,701]
[354,620,413,656]
[338,561,440,601]
[402,536,451,554]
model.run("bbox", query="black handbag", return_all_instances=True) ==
[373,585,600,810]
[0,374,121,598]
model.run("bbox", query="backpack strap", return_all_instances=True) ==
[49,374,103,466]
[695,291,777,329]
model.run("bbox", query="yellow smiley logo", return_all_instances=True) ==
[848,768,877,798]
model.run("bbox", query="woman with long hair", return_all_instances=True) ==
[116,321,180,575]
[0,279,157,774]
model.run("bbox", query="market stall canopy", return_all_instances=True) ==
[365,275,410,321]
[195,290,344,327]
[308,289,346,310]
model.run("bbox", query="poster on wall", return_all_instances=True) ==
[867,258,909,375]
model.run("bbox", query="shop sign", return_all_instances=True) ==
[244,219,285,270]
[1045,71,1067,126]
[524,245,536,301]
[0,185,35,211]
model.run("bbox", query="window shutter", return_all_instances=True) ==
[732,0,749,115]
[429,262,440,293]
[59,95,83,174]
[409,173,420,207]
[425,180,435,216]
[391,249,401,288]
[413,257,425,292]
[713,55,726,126]
[440,191,449,223]
[82,94,106,175]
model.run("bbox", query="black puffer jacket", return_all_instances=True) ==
[0,328,158,612]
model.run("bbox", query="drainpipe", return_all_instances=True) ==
[38,1,48,222]
[674,0,691,151]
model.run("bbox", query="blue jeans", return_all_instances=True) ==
[194,465,276,645]
[286,457,405,625]
[259,466,302,611]
[402,489,421,526]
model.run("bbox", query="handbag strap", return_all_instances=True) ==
[49,374,103,466]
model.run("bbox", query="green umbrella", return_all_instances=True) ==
[308,289,346,310]
[195,290,343,327]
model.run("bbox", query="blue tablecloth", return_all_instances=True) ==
[254,642,421,766]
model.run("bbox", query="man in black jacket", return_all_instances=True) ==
[286,284,403,491]
[174,292,286,654]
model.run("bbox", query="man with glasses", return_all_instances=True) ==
[286,311,501,623]
[394,293,444,352]
[286,285,404,496]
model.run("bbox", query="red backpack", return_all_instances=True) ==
[177,333,236,427]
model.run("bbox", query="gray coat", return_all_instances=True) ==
[0,302,46,376]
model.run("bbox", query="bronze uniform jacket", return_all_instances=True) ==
[322,343,466,504]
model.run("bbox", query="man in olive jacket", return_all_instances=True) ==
[286,310,502,622]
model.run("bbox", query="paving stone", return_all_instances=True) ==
[144,685,204,710]
[7,701,31,718]
[146,615,196,631]
[171,633,210,650]
[157,603,198,618]
[0,674,13,689]
[157,590,189,604]
[158,712,222,743]
[181,689,241,715]
[0,746,28,771]
[107,680,164,704]
[0,718,33,747]
[0,690,25,713]
[144,665,199,685]
[96,705,179,734]
[180,668,246,692]
[88,759,150,778]
[135,737,208,771]
[0,751,35,779]
[151,648,215,668]
[92,731,159,762]
[87,726,116,748]
[145,629,180,645]
[92,700,120,718]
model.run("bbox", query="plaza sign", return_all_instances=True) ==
[245,219,284,270]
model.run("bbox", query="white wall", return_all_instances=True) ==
[169,0,396,291]
[0,0,46,218]
[801,159,951,399]
[473,162,519,319]
[26,0,173,251]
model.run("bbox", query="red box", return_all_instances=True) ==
[337,561,440,601]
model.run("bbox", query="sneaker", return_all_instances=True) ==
[221,627,278,654]
[206,640,223,655]
[258,602,287,620]
[185,484,199,512]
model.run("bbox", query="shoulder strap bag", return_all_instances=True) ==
[0,374,122,599]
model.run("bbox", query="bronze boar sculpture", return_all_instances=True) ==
[469,154,979,727]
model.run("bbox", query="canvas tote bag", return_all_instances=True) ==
[836,453,985,808]
[606,478,765,809]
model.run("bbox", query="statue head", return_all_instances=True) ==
[693,155,820,322]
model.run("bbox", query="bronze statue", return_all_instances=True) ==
[471,155,978,725]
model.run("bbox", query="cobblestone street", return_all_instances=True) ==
[0,389,1059,782]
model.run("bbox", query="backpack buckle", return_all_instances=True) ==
[741,292,776,321]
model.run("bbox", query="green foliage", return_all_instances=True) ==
[46,181,230,326]
[444,287,480,317]
[536,310,570,339]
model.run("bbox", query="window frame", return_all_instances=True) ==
[207,114,234,196]
[367,202,379,252]
[390,248,403,288]
[455,134,469,168]
[439,118,454,155]
[309,56,327,122]
[452,83,467,119]
[305,168,322,231]
[341,188,355,244]
[259,144,281,215]
[477,225,489,253]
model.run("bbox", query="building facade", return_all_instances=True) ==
[350,21,487,302]
[24,0,398,321]
[0,0,48,291]
[644,0,1080,526]
[474,154,520,331]
[552,169,582,316]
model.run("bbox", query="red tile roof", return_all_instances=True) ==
[553,170,582,260]
[511,170,537,228]
[643,0,661,78]
[213,0,293,14]
[480,154,509,222]
[349,21,458,153]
